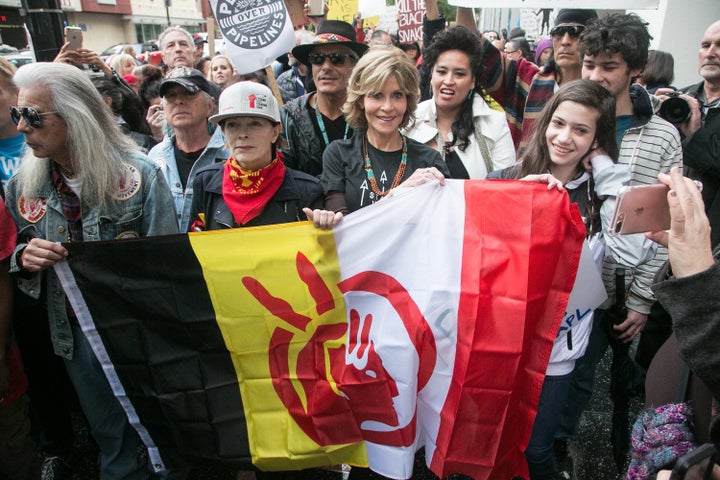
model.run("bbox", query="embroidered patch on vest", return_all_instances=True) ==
[116,231,139,239]
[113,163,142,201]
[17,196,47,223]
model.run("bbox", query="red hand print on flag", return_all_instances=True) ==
[242,252,437,448]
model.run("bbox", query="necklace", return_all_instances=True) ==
[314,95,349,146]
[58,164,75,178]
[363,133,407,197]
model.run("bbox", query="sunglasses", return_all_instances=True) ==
[308,52,356,66]
[10,106,59,128]
[550,25,585,38]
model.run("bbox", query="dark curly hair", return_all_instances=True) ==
[421,26,485,153]
[579,13,652,72]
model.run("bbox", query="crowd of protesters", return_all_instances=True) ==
[0,3,719,480]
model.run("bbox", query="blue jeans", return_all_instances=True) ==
[64,323,146,480]
[525,371,574,479]
[556,309,609,440]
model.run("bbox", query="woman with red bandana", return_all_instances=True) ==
[189,81,335,230]
[188,81,343,479]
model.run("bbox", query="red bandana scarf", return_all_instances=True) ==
[222,156,286,225]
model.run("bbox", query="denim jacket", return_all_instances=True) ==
[5,152,178,359]
[147,126,228,232]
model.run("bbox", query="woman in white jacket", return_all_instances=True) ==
[404,26,516,178]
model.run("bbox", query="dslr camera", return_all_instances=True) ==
[659,91,691,125]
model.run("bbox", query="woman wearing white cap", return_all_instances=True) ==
[189,81,331,230]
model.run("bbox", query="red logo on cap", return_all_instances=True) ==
[248,94,256,109]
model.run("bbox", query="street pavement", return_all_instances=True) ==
[66,348,642,480]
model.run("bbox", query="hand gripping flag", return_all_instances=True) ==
[55,180,586,479]
[210,0,295,75]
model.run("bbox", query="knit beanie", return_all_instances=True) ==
[554,9,598,26]
[534,38,553,65]
[626,403,696,480]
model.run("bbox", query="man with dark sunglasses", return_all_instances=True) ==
[279,20,368,177]
[458,8,597,152]
[5,62,179,480]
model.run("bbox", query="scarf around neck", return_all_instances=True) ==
[222,156,285,225]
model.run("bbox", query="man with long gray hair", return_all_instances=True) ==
[5,62,178,480]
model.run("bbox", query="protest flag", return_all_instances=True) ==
[56,180,585,479]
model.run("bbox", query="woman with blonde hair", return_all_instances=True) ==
[110,53,137,77]
[313,47,448,225]
[207,54,235,88]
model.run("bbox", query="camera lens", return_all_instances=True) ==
[659,95,691,125]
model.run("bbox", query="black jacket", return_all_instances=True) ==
[681,81,720,246]
[189,163,324,230]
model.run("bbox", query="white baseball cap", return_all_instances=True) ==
[209,81,280,125]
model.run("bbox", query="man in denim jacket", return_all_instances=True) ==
[148,67,228,232]
[5,62,177,480]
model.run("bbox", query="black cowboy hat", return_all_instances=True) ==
[292,20,369,66]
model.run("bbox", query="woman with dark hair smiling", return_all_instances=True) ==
[490,79,626,479]
[405,26,515,179]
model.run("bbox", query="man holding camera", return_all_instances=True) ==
[658,19,720,246]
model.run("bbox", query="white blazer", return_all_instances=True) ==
[405,93,516,179]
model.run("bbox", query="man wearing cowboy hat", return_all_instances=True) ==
[279,20,369,177]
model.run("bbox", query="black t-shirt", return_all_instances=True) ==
[174,144,203,189]
[309,103,352,146]
[444,149,470,179]
[320,131,450,213]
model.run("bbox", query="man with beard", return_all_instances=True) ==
[279,20,368,177]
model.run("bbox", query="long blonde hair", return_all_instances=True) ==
[207,55,235,84]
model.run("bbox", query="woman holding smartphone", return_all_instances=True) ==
[489,79,627,480]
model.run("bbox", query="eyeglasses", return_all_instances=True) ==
[504,49,518,54]
[550,25,585,38]
[307,52,356,66]
[10,106,59,128]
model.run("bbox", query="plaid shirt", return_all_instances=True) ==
[52,166,82,322]
[51,166,82,242]
[478,40,544,150]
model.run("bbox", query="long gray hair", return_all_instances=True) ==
[14,62,141,210]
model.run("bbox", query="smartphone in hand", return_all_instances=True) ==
[609,184,671,235]
[65,26,83,50]
[670,443,717,480]
[307,0,324,17]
